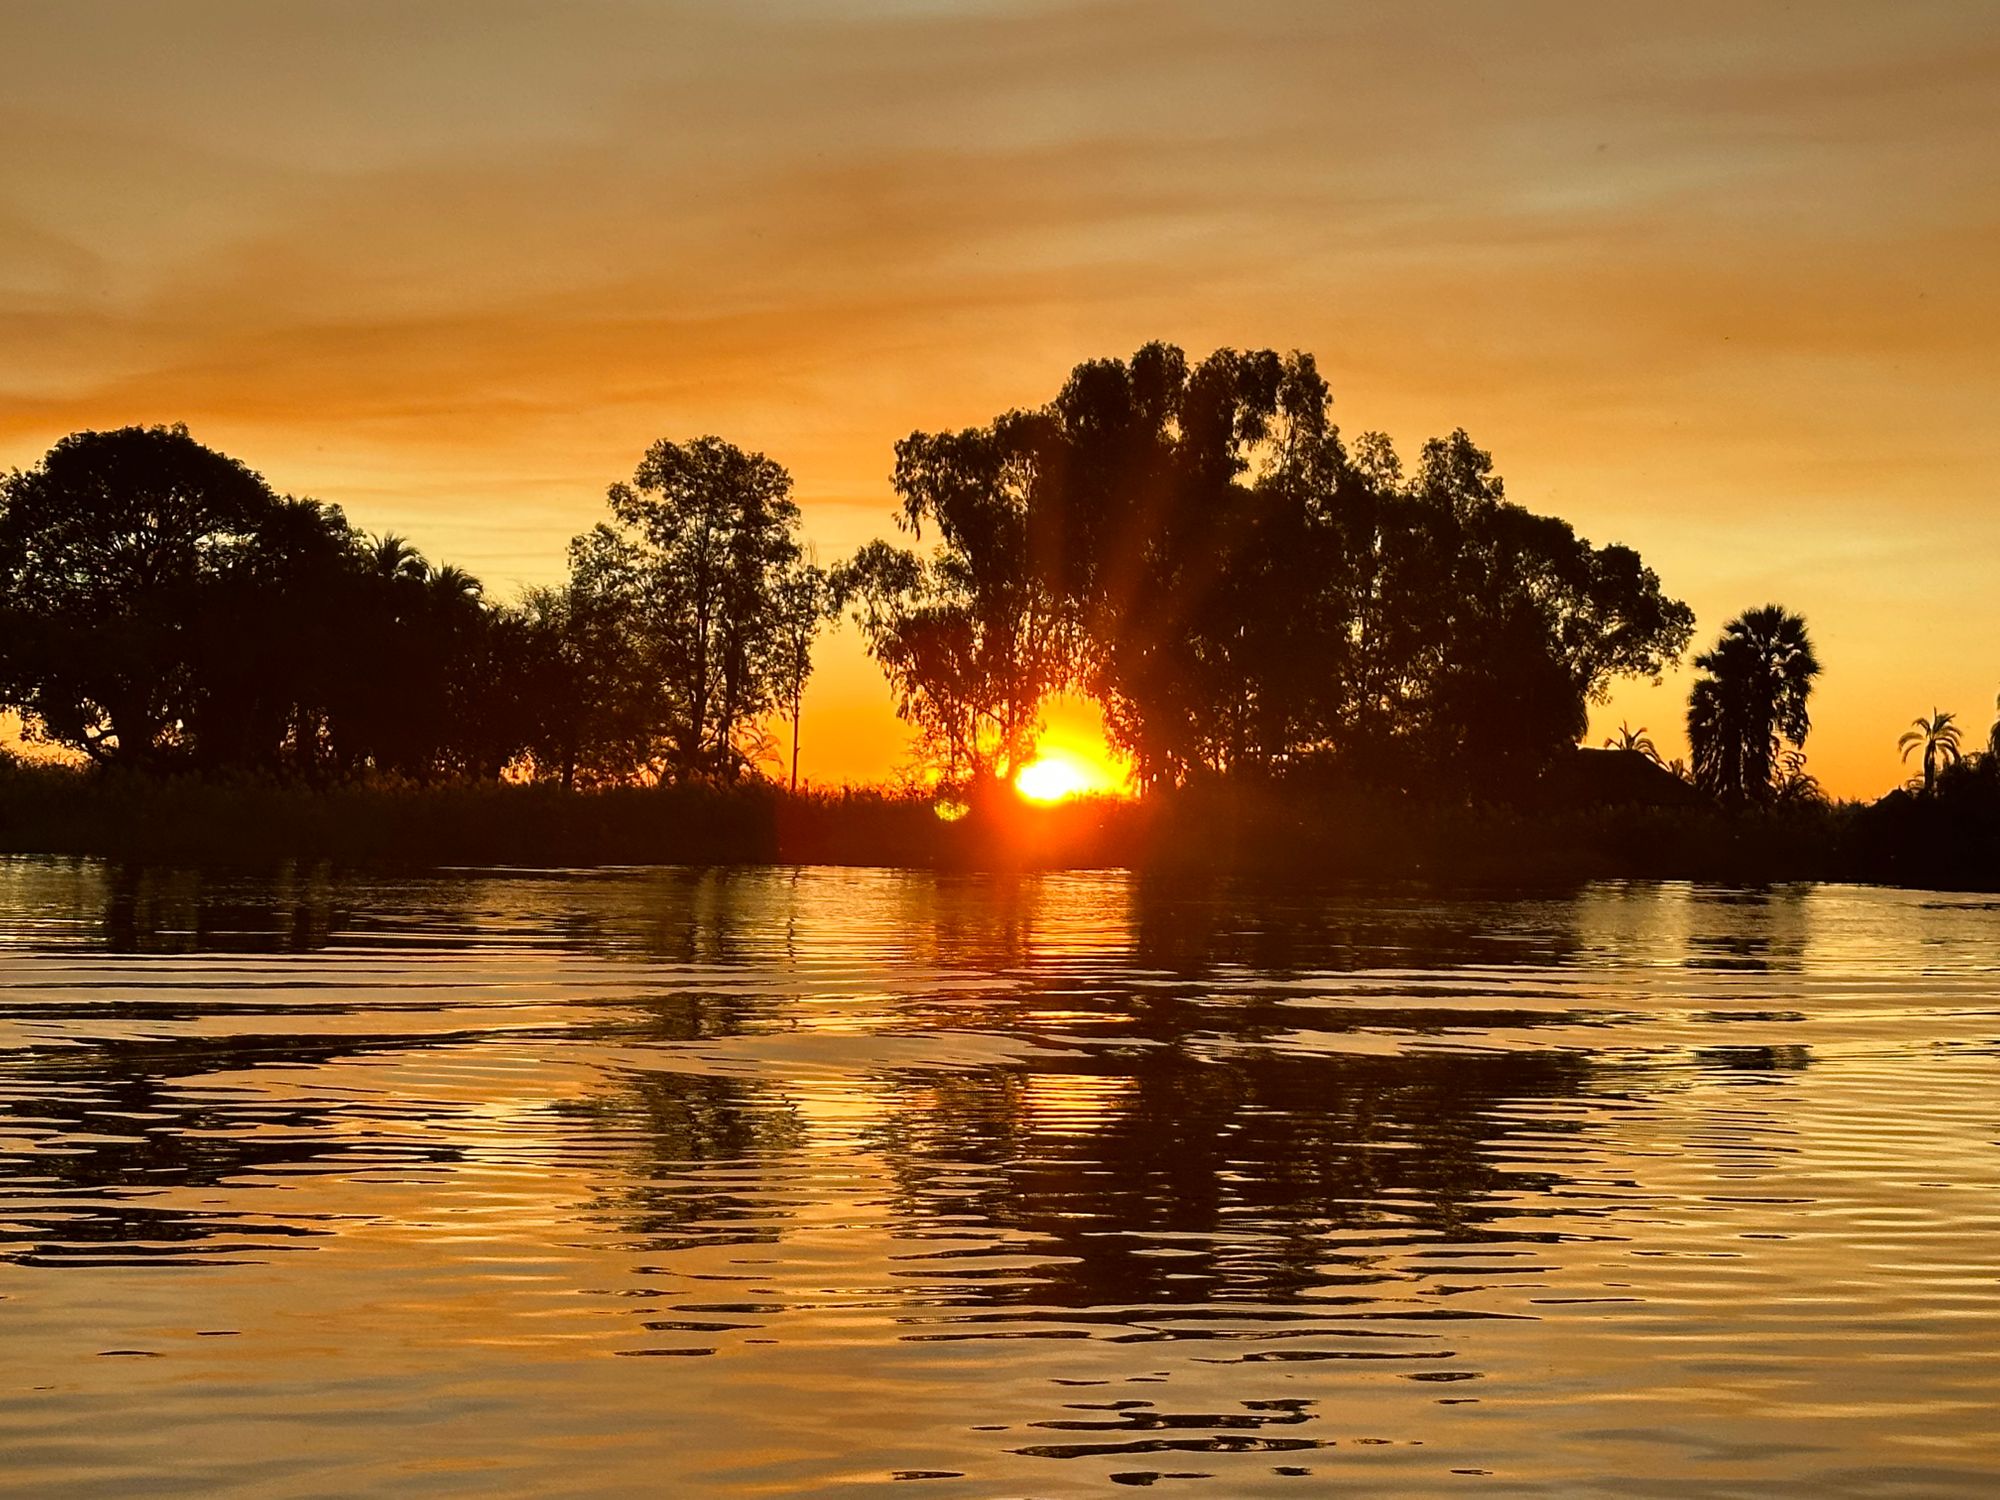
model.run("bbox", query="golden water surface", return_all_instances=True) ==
[3,860,1998,1495]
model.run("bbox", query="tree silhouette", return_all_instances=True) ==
[836,538,1051,787]
[773,560,835,792]
[834,400,1077,792]
[186,494,358,776]
[0,391,1701,812]
[1605,722,1661,763]
[601,437,812,782]
[514,527,667,788]
[335,535,494,781]
[1686,605,1821,804]
[847,342,1693,798]
[1772,747,1827,807]
[367,532,429,584]
[0,427,548,783]
[0,425,280,765]
[1899,709,1962,797]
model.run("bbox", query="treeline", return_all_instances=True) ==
[840,343,1694,797]
[0,427,833,787]
[4,341,1900,813]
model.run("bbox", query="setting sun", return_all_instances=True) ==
[1010,696,1133,804]
[1014,753,1095,804]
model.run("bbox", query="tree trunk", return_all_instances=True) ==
[790,690,802,794]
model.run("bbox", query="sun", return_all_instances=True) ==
[1008,695,1135,805]
[1014,753,1096,804]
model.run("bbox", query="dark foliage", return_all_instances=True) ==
[0,426,833,790]
[1848,753,2000,889]
[840,343,1695,797]
[1,747,1994,889]
[1686,605,1821,804]
[7,400,1992,891]
[0,426,525,779]
[0,424,278,766]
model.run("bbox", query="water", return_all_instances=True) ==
[3,860,1999,1496]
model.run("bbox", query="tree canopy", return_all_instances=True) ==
[0,424,279,765]
[2,363,1707,807]
[1686,605,1822,804]
[0,426,832,789]
[842,342,1696,797]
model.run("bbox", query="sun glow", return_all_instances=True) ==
[1011,698,1134,804]
[1014,753,1096,804]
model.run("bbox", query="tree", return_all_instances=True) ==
[1412,486,1691,798]
[1899,709,1962,797]
[328,534,494,782]
[772,560,835,792]
[1605,722,1661,763]
[183,495,359,776]
[1773,748,1827,807]
[0,424,280,764]
[516,525,668,789]
[837,401,1080,788]
[368,532,429,584]
[1686,605,1821,804]
[605,437,804,781]
[836,539,1050,787]
[846,342,1694,798]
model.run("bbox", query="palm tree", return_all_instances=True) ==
[427,564,484,606]
[1899,708,1961,796]
[1990,689,2000,760]
[1685,605,1821,804]
[1604,721,1661,764]
[368,532,429,584]
[1772,748,1826,807]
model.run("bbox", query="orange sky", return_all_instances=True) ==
[3,1,1997,796]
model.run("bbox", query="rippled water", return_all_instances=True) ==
[4,860,2000,1495]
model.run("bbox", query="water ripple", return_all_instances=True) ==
[3,862,2000,1494]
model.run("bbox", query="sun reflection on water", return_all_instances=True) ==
[4,865,2000,1491]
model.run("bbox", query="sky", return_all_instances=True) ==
[2,0,1997,796]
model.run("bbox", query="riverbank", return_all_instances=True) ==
[0,757,1991,888]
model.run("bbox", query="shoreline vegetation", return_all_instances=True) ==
[3,754,1995,889]
[3,340,1998,888]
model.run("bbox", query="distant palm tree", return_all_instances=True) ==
[1899,708,1962,797]
[427,564,484,605]
[369,532,429,584]
[1604,721,1661,764]
[1772,748,1826,807]
[1686,605,1821,804]
[1990,689,2000,760]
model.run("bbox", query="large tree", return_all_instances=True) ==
[1686,605,1821,804]
[0,426,526,782]
[847,343,1694,797]
[0,425,280,764]
[838,411,1074,786]
[602,437,810,781]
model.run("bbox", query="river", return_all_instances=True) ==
[3,860,1998,1494]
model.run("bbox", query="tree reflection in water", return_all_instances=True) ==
[9,861,1998,1493]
